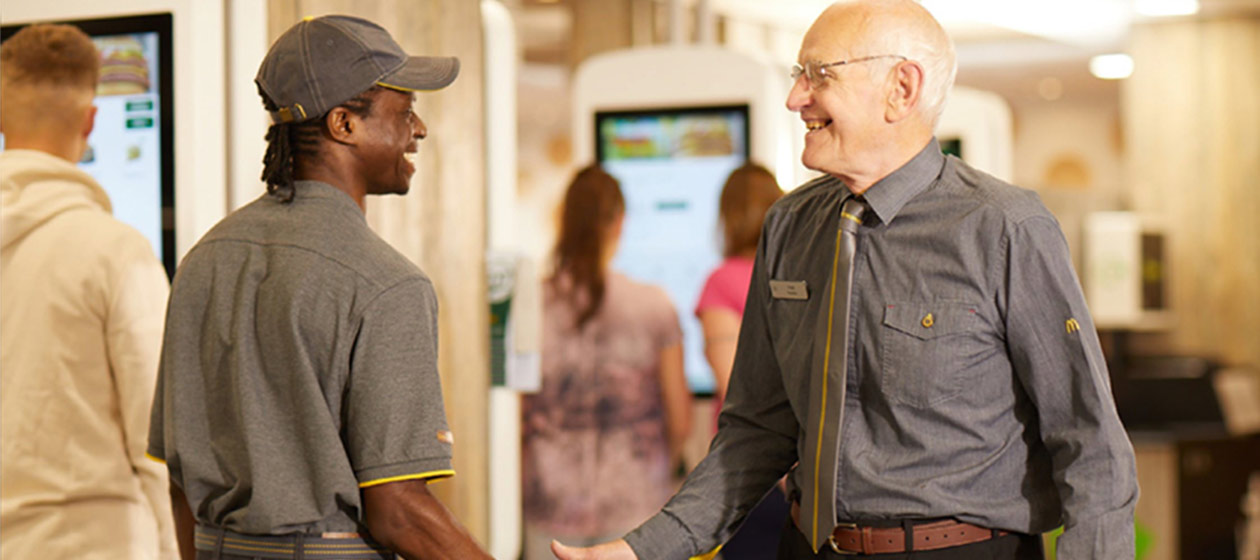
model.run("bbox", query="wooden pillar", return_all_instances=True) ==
[267,0,489,543]
[1122,16,1260,368]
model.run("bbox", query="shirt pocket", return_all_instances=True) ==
[879,301,983,408]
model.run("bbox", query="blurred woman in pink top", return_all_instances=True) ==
[694,162,784,559]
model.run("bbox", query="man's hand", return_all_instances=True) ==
[551,538,637,560]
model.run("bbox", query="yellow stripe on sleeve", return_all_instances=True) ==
[689,545,722,560]
[358,469,455,488]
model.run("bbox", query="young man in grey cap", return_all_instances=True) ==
[147,15,491,560]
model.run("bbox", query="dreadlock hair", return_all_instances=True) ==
[258,85,383,203]
[550,165,625,329]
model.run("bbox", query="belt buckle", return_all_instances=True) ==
[827,522,860,555]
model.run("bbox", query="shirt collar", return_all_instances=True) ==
[852,137,945,225]
[289,180,366,222]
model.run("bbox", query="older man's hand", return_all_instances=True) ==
[550,538,637,560]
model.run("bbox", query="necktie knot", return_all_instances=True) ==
[840,197,868,234]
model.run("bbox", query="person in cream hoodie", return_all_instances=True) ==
[0,23,177,559]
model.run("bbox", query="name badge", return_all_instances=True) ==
[769,280,808,300]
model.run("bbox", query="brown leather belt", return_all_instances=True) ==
[791,501,1008,555]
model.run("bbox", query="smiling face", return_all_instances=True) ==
[357,88,426,196]
[785,5,896,184]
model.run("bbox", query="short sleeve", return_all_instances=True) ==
[693,259,754,318]
[693,269,729,317]
[343,278,455,487]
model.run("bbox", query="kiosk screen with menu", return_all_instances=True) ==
[596,105,750,395]
[1,14,175,277]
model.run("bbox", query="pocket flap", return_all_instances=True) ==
[882,302,978,340]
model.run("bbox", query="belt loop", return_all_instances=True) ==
[991,528,1001,540]
[902,519,914,552]
[295,532,306,560]
[213,526,226,560]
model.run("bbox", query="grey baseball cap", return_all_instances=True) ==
[256,15,459,124]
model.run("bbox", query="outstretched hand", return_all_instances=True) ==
[550,538,637,560]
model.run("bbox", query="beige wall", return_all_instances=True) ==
[1011,101,1127,270]
[1124,16,1260,369]
[267,0,490,542]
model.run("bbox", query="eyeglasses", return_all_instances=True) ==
[790,55,908,89]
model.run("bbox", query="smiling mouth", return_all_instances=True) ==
[805,119,832,132]
[404,153,417,164]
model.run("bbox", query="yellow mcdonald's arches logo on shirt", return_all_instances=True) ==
[1066,318,1081,334]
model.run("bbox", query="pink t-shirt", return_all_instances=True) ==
[694,257,754,431]
[694,256,754,319]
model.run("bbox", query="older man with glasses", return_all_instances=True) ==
[554,1,1138,559]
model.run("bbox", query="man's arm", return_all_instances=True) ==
[619,219,800,560]
[106,255,179,559]
[552,539,636,560]
[1004,215,1139,559]
[345,279,490,558]
[169,483,197,560]
[362,480,490,560]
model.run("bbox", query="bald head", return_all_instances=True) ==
[808,0,956,127]
[0,24,100,161]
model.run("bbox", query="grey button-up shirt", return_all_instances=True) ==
[625,139,1138,559]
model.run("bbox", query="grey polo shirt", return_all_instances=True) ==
[148,180,454,534]
[626,140,1138,559]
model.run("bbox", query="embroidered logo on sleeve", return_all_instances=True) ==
[436,430,455,444]
[1065,318,1081,334]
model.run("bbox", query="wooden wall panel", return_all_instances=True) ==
[267,0,489,542]
[1124,17,1260,370]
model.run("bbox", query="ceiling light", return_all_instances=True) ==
[1135,0,1200,17]
[1090,54,1135,80]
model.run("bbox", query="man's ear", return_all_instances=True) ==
[324,106,357,144]
[82,105,97,139]
[885,60,924,123]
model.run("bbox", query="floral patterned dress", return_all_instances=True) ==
[522,271,682,537]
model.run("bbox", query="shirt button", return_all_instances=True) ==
[921,313,934,328]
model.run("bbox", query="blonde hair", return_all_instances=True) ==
[1,24,99,90]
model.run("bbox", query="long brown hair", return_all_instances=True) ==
[720,163,783,257]
[551,165,625,328]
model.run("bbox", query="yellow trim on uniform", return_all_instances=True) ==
[689,545,722,560]
[841,211,863,225]
[375,80,417,92]
[810,227,844,550]
[358,469,455,488]
[145,452,167,464]
[375,80,444,93]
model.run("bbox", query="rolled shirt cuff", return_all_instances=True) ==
[625,511,697,560]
